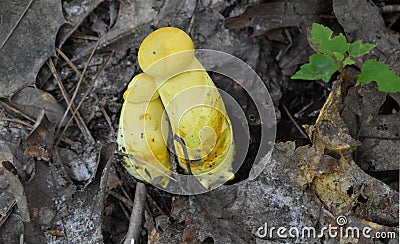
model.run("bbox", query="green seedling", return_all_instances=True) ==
[291,23,400,92]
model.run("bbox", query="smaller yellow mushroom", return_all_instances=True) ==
[117,73,172,188]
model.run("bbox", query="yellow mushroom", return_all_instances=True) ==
[117,73,172,188]
[138,27,195,80]
[138,27,235,189]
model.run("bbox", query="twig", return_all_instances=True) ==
[187,0,198,34]
[124,182,147,244]
[57,41,99,134]
[70,32,100,41]
[118,201,131,220]
[56,48,113,132]
[0,0,34,49]
[120,184,135,207]
[381,5,400,13]
[106,189,134,208]
[0,100,35,123]
[280,102,309,139]
[55,50,114,146]
[47,58,95,144]
[0,116,76,146]
[97,144,115,220]
[0,118,33,128]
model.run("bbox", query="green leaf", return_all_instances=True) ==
[291,54,339,82]
[357,60,400,92]
[311,23,332,43]
[310,23,349,55]
[334,52,344,61]
[343,57,355,66]
[349,41,376,57]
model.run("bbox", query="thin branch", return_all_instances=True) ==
[118,201,131,220]
[0,0,34,49]
[0,100,35,123]
[280,102,309,139]
[70,32,100,41]
[0,118,33,128]
[106,189,134,208]
[120,184,135,207]
[124,182,147,244]
[186,0,198,34]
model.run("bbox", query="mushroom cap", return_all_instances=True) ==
[138,27,195,80]
[123,73,160,103]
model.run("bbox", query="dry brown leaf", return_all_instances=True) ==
[24,111,54,161]
[304,81,360,154]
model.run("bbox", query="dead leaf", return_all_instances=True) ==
[72,1,161,61]
[57,0,104,46]
[152,143,331,243]
[24,111,54,161]
[0,0,65,98]
[224,0,332,37]
[91,142,116,188]
[341,80,399,173]
[342,83,387,138]
[0,150,30,223]
[5,87,68,126]
[357,112,400,171]
[333,0,400,74]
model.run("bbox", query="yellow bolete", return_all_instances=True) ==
[117,73,172,188]
[137,27,236,189]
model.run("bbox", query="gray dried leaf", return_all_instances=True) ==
[357,113,400,171]
[0,0,65,98]
[58,0,104,46]
[154,142,330,243]
[0,146,30,224]
[333,0,400,73]
[224,0,332,37]
[9,87,68,126]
